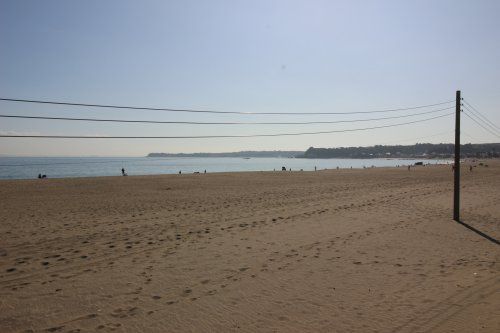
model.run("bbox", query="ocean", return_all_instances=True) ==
[0,156,451,180]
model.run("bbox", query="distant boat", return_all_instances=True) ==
[243,157,251,159]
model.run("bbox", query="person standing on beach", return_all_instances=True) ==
[121,168,126,176]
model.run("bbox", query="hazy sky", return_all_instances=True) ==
[1,0,499,156]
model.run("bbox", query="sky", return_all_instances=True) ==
[0,0,499,156]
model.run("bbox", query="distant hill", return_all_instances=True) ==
[147,150,303,158]
[148,143,500,159]
[300,143,500,159]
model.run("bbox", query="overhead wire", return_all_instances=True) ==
[463,99,500,131]
[463,105,500,135]
[0,112,454,139]
[0,106,454,125]
[0,97,455,115]
[463,112,500,138]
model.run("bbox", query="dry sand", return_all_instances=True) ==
[0,162,499,332]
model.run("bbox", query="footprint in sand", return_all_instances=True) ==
[182,288,192,296]
[110,307,138,318]
[96,323,121,331]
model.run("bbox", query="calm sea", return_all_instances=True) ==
[0,157,451,180]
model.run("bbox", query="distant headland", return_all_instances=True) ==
[148,143,500,159]
[147,150,302,158]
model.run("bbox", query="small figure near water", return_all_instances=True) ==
[38,173,47,179]
[282,166,286,171]
[407,165,410,171]
[179,170,182,174]
[121,168,127,176]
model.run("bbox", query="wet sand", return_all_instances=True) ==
[0,162,499,332]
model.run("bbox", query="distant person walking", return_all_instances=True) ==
[121,168,127,176]
[407,165,410,171]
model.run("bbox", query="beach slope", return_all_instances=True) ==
[0,163,499,332]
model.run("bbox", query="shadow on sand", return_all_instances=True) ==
[455,219,499,246]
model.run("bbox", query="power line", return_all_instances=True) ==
[0,112,453,139]
[462,100,500,131]
[464,112,498,136]
[463,105,500,135]
[0,106,454,125]
[0,97,455,115]
[464,112,500,138]
[463,112,500,138]
[463,100,500,130]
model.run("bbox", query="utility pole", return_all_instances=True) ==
[453,90,461,221]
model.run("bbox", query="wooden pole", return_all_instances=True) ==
[453,90,461,221]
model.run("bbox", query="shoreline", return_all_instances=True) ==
[0,156,476,181]
[0,162,456,181]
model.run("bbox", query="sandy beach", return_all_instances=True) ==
[0,162,498,332]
